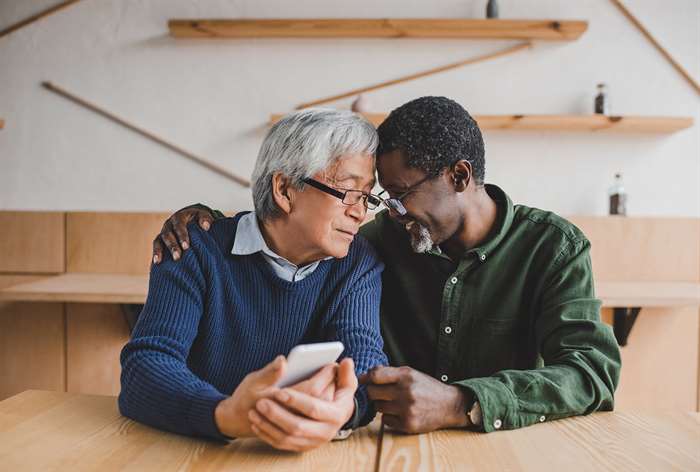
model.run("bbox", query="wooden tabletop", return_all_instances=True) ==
[1,391,698,471]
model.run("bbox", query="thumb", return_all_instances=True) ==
[336,358,358,397]
[251,355,287,387]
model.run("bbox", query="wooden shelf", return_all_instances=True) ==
[597,282,700,308]
[0,273,148,304]
[169,18,588,41]
[271,113,694,133]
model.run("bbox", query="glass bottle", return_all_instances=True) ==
[595,83,610,115]
[486,0,499,18]
[608,172,627,216]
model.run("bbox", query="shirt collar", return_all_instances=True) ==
[425,184,514,262]
[231,212,333,265]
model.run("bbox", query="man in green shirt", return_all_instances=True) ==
[152,96,620,437]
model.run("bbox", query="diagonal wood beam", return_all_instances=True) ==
[0,1,82,39]
[610,0,700,96]
[42,82,250,187]
[295,42,532,109]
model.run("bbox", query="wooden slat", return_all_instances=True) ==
[66,304,131,396]
[0,391,382,471]
[169,18,588,40]
[597,282,700,307]
[0,273,148,304]
[66,212,170,275]
[0,303,65,401]
[272,113,694,133]
[0,211,65,274]
[379,412,700,471]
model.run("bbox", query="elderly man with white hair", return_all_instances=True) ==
[118,109,388,451]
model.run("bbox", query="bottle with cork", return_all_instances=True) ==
[608,172,627,216]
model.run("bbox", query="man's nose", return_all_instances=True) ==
[346,200,367,221]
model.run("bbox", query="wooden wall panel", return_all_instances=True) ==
[66,212,170,275]
[0,212,65,274]
[66,303,130,395]
[601,308,699,411]
[0,302,65,400]
[569,216,700,282]
[571,216,700,411]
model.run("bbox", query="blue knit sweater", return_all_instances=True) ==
[119,213,388,440]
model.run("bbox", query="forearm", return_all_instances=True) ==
[119,343,228,440]
[455,319,620,432]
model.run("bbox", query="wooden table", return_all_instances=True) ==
[2,391,698,471]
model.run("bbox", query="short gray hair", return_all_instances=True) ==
[251,108,378,220]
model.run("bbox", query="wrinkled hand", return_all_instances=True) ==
[248,358,358,452]
[215,356,337,439]
[152,205,216,264]
[360,366,470,434]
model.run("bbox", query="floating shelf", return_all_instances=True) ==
[168,18,588,41]
[0,273,148,304]
[270,113,694,133]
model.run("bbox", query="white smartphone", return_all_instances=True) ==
[276,341,345,388]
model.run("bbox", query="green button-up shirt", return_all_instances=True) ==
[360,184,621,432]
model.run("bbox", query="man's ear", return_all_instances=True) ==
[451,160,472,192]
[271,173,294,215]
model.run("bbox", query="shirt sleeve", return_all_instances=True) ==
[454,238,621,432]
[118,244,229,441]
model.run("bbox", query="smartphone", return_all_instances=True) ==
[276,341,345,388]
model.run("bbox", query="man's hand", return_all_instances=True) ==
[152,205,216,264]
[248,358,358,452]
[214,356,337,439]
[359,366,471,434]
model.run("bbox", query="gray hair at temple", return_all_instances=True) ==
[251,108,378,220]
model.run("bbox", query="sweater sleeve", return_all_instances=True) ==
[327,244,389,427]
[118,244,229,441]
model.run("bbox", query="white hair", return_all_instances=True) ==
[251,108,378,220]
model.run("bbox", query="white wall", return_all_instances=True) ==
[1,0,698,216]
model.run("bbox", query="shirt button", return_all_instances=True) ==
[444,326,452,334]
[480,254,486,261]
[440,374,449,382]
[493,419,502,429]
[450,277,458,284]
[539,415,546,423]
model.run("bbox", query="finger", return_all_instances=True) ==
[172,220,191,251]
[373,400,402,415]
[251,356,287,388]
[320,382,335,402]
[255,398,330,439]
[198,213,214,231]
[152,237,164,265]
[334,358,358,401]
[160,222,182,261]
[359,366,402,385]
[290,364,337,397]
[366,384,399,402]
[250,417,317,452]
[381,413,406,432]
[273,388,336,422]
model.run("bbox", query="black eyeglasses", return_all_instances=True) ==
[302,178,383,210]
[377,174,435,216]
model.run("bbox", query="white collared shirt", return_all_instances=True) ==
[231,212,332,282]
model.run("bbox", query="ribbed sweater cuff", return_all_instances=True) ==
[187,388,229,441]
